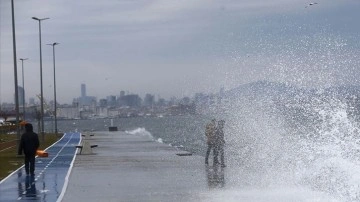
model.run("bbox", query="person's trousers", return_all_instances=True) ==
[205,144,218,164]
[24,155,36,175]
[217,145,225,165]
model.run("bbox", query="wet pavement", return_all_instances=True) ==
[0,132,80,202]
[61,131,222,202]
[1,131,339,202]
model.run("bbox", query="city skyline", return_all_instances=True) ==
[5,82,198,106]
[1,0,360,104]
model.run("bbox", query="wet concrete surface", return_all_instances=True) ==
[1,131,338,202]
[61,131,223,202]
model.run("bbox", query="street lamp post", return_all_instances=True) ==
[32,17,49,142]
[19,58,28,121]
[47,42,59,136]
[11,0,21,150]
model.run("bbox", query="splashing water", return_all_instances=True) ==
[126,127,155,140]
[298,97,360,201]
[216,85,360,201]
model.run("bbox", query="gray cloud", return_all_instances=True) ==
[1,0,360,103]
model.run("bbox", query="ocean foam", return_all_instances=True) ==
[125,128,154,140]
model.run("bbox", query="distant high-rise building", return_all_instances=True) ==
[143,94,155,107]
[99,99,107,107]
[157,98,166,107]
[123,94,142,108]
[107,95,117,107]
[78,84,97,108]
[120,91,125,98]
[81,83,86,98]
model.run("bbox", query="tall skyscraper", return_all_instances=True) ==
[120,90,125,98]
[81,83,86,98]
[79,83,96,108]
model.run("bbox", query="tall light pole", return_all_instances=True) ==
[32,17,49,142]
[47,42,59,136]
[19,58,28,121]
[11,0,21,151]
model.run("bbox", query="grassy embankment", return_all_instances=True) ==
[0,133,62,181]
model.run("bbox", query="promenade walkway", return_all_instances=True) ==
[60,131,341,202]
[1,131,340,202]
[0,132,81,201]
[61,131,218,202]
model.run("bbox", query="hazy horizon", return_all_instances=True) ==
[1,0,360,104]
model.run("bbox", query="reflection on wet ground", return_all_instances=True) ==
[17,173,38,200]
[0,132,80,201]
[206,165,225,189]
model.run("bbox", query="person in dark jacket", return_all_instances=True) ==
[18,123,40,176]
[215,120,226,167]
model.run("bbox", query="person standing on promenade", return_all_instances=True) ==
[215,120,226,167]
[205,119,218,165]
[18,123,40,176]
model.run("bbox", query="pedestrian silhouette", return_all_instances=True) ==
[205,119,218,165]
[18,123,40,176]
[215,120,226,167]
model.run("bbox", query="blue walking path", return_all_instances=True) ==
[0,132,80,202]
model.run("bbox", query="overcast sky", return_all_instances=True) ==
[1,0,360,104]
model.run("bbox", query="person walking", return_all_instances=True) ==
[18,123,40,176]
[205,119,218,165]
[215,120,226,167]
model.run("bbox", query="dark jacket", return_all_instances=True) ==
[18,131,40,156]
[215,127,225,146]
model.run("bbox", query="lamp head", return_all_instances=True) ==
[32,17,49,21]
[47,42,60,46]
